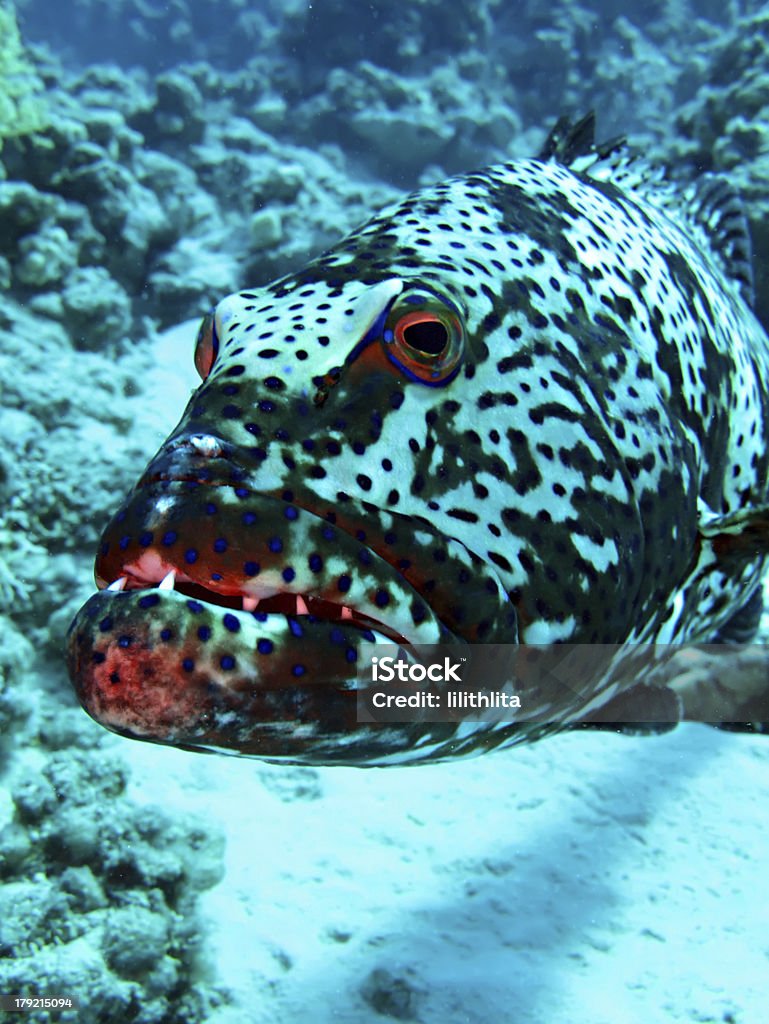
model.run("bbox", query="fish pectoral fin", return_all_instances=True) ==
[666,646,769,736]
[697,501,769,565]
[574,682,682,736]
[710,585,764,644]
[579,650,769,737]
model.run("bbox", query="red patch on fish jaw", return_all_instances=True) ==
[70,622,212,742]
[66,586,427,762]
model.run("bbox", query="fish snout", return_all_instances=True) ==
[136,432,242,489]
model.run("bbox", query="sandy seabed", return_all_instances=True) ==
[123,721,768,1024]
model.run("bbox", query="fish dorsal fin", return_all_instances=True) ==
[538,111,598,164]
[539,111,654,184]
[678,174,755,308]
[538,110,626,172]
[540,114,755,309]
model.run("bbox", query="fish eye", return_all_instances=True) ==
[397,314,449,356]
[194,311,219,380]
[382,290,465,385]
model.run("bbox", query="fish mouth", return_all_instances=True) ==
[92,476,451,649]
[99,570,413,648]
[66,578,422,765]
[67,565,463,766]
[67,470,521,763]
[66,480,470,762]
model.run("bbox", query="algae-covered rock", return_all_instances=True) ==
[11,773,58,825]
[45,748,129,803]
[59,866,108,913]
[147,234,238,327]
[295,57,520,177]
[0,181,107,300]
[81,106,143,161]
[61,266,133,349]
[360,967,425,1021]
[102,905,170,977]
[0,617,35,748]
[0,1,48,149]
[135,149,217,236]
[0,879,71,957]
[53,146,170,285]
[133,69,207,148]
[15,222,79,287]
[1,112,90,189]
[0,181,57,246]
[0,822,32,876]
[247,208,281,253]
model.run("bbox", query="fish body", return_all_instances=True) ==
[67,115,769,765]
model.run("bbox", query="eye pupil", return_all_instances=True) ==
[403,319,448,355]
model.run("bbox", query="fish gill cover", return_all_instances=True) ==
[1,0,769,1021]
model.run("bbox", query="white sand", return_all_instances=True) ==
[123,724,769,1024]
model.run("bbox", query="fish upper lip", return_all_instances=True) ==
[135,431,252,490]
[96,478,443,647]
[98,474,515,645]
[138,466,252,490]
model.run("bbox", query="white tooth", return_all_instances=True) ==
[341,606,353,620]
[190,434,222,458]
[106,577,128,592]
[158,570,176,591]
[295,595,309,615]
[242,596,259,612]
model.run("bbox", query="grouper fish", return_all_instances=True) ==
[67,113,769,766]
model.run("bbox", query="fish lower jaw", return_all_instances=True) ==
[99,571,411,645]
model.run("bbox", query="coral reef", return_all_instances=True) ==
[296,57,521,176]
[0,747,226,1023]
[0,43,400,668]
[667,8,769,330]
[0,619,34,756]
[1,55,398,334]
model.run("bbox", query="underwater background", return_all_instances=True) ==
[1,0,769,1020]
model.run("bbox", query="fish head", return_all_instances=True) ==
[67,215,524,765]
